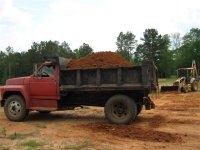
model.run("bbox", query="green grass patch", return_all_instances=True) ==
[64,141,95,150]
[1,147,10,150]
[8,132,34,140]
[20,140,42,149]
[0,128,7,138]
[159,76,177,84]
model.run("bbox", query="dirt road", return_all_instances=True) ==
[0,92,200,150]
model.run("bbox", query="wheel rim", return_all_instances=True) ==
[112,102,128,119]
[8,101,22,116]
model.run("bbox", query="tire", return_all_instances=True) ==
[191,81,198,91]
[4,95,29,121]
[104,95,137,124]
[181,87,187,93]
[137,104,143,115]
[38,111,51,114]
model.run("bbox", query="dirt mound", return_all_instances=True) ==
[168,119,200,125]
[148,115,166,128]
[83,122,182,143]
[67,52,134,69]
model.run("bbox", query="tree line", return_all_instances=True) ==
[0,28,200,84]
[116,28,200,78]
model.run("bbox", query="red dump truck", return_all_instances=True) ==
[0,56,157,124]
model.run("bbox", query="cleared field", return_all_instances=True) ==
[0,92,200,150]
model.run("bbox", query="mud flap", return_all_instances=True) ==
[143,97,155,110]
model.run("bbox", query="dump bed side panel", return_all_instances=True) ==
[60,66,157,92]
[60,67,142,85]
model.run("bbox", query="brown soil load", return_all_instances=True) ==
[67,51,134,69]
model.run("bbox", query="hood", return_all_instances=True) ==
[6,77,30,85]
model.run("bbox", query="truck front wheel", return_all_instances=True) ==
[104,95,137,124]
[4,95,29,121]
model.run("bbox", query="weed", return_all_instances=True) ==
[65,141,95,150]
[21,140,42,149]
[1,128,7,137]
[2,147,10,150]
[8,132,34,140]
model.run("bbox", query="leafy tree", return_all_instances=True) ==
[134,29,174,77]
[176,28,200,70]
[171,33,182,50]
[74,43,93,58]
[0,51,6,84]
[60,41,75,58]
[116,31,137,61]
[134,29,163,64]
[157,35,175,77]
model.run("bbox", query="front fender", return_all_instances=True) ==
[1,85,30,108]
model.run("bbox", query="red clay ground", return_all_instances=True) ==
[0,92,200,150]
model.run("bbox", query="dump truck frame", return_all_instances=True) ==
[0,56,158,124]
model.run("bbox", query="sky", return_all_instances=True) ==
[0,0,200,52]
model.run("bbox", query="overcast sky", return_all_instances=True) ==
[0,0,200,52]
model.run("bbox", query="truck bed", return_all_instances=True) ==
[60,64,154,92]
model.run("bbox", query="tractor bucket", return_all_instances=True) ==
[160,85,179,92]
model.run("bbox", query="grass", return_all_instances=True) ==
[1,147,10,150]
[64,141,95,150]
[20,140,43,149]
[0,143,10,150]
[8,132,34,140]
[159,76,177,84]
[1,127,7,137]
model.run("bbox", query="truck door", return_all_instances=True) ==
[29,64,58,101]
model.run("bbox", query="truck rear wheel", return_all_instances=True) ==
[104,95,137,124]
[4,95,29,121]
[137,104,143,115]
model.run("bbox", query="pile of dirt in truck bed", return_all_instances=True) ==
[67,52,134,69]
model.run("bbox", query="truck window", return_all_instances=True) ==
[36,65,55,77]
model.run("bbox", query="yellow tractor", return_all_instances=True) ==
[161,60,199,93]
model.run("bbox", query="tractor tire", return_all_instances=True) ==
[181,87,187,93]
[104,95,137,124]
[4,95,29,121]
[191,81,198,91]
